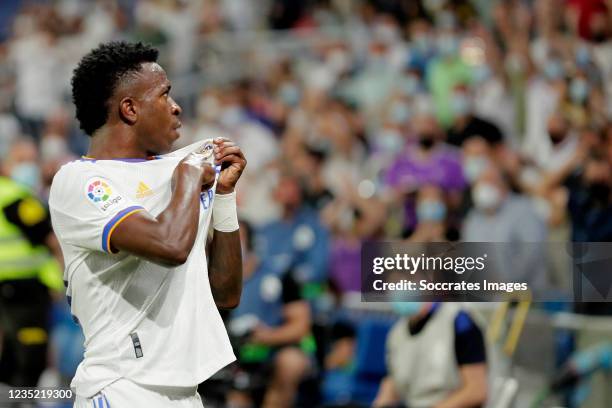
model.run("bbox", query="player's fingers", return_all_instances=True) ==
[213,137,232,145]
[217,153,247,169]
[215,146,244,162]
[213,141,236,157]
[213,141,236,154]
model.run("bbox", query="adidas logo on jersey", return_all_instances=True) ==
[136,182,153,199]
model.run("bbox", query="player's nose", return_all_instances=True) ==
[170,97,182,116]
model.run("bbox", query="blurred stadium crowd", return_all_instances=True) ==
[0,0,612,407]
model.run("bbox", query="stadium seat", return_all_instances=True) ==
[322,318,394,406]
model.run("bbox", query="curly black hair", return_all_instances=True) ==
[71,41,159,136]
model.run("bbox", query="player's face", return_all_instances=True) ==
[135,63,182,154]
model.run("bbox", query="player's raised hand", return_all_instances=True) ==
[174,150,216,191]
[213,137,247,194]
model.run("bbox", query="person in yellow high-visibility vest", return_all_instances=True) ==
[0,174,63,387]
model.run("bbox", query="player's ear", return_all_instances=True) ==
[119,97,138,125]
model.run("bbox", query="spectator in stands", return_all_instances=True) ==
[406,184,450,242]
[427,25,473,127]
[461,137,494,186]
[373,302,487,408]
[227,221,313,408]
[566,0,610,41]
[385,113,465,232]
[463,164,548,287]
[407,19,437,75]
[1,138,41,194]
[385,113,465,194]
[0,151,63,387]
[446,84,504,147]
[544,111,580,173]
[522,51,568,170]
[256,174,329,290]
[566,148,612,242]
[320,178,386,293]
[293,146,335,212]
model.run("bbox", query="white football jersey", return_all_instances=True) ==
[49,140,235,398]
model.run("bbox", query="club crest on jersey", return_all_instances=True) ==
[85,178,123,212]
[194,141,215,165]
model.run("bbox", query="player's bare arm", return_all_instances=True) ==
[208,137,247,309]
[110,153,216,265]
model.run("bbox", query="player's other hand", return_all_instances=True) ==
[213,137,247,194]
[174,151,216,191]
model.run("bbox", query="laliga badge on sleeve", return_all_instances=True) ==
[84,177,124,213]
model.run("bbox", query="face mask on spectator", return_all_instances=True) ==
[390,101,411,124]
[416,200,447,222]
[569,78,589,104]
[378,129,404,153]
[418,133,436,150]
[437,35,459,57]
[463,156,490,183]
[392,301,424,317]
[367,52,387,70]
[279,83,301,106]
[576,45,591,67]
[451,93,471,117]
[544,60,564,81]
[327,50,351,74]
[473,64,491,84]
[11,162,40,191]
[413,34,432,53]
[473,183,501,211]
[401,75,420,96]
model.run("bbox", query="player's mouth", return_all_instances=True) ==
[171,122,182,140]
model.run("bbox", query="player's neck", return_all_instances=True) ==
[88,127,147,159]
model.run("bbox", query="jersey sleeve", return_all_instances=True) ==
[49,167,145,254]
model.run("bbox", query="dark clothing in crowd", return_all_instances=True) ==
[447,115,504,146]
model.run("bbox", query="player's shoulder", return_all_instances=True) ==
[49,160,78,190]
[53,158,95,177]
[51,160,90,189]
[49,159,110,207]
